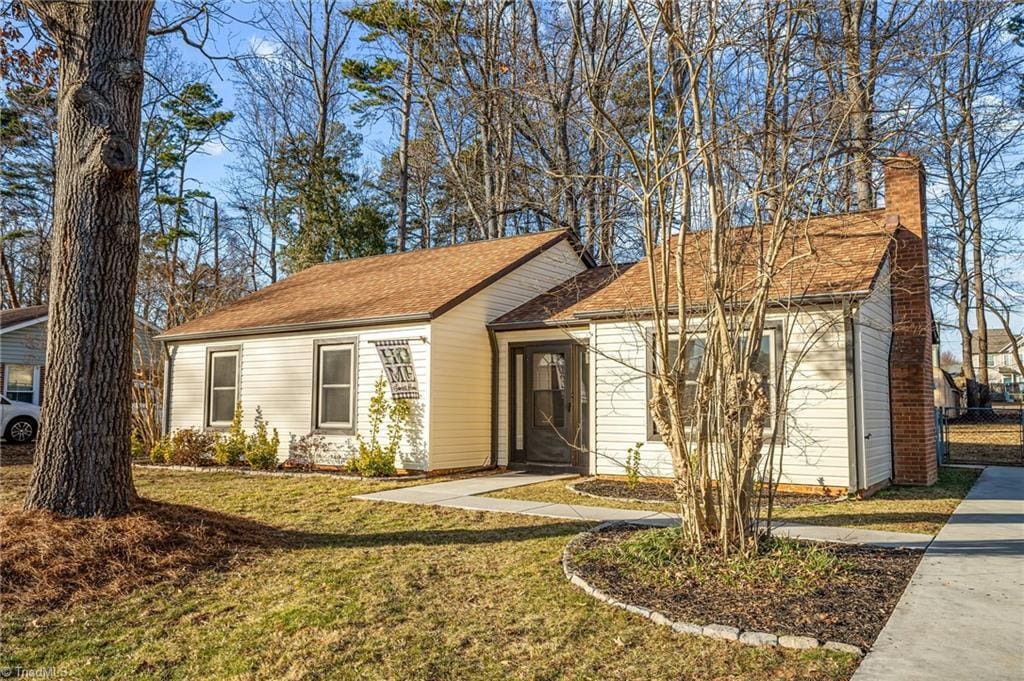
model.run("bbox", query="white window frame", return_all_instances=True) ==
[3,364,40,405]
[206,349,239,427]
[315,342,356,431]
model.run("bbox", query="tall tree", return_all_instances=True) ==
[345,0,423,251]
[925,1,1023,405]
[0,18,57,308]
[145,81,233,326]
[22,0,155,517]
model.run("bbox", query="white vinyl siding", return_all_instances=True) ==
[429,240,587,471]
[590,311,852,488]
[494,327,590,467]
[167,323,431,469]
[0,324,47,366]
[855,258,893,489]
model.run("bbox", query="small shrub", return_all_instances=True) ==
[286,433,335,471]
[349,445,396,477]
[625,442,643,490]
[246,407,280,470]
[350,376,407,477]
[214,402,247,466]
[590,527,849,593]
[131,430,147,460]
[167,427,215,466]
[149,435,172,464]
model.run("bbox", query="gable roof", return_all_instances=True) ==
[0,305,48,335]
[972,329,1019,355]
[491,210,895,328]
[0,305,162,337]
[159,230,584,340]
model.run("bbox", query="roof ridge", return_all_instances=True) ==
[303,228,570,272]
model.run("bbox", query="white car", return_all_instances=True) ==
[1,396,40,443]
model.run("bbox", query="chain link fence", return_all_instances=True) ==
[939,407,1024,466]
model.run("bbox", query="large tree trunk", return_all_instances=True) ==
[839,0,875,210]
[23,0,154,518]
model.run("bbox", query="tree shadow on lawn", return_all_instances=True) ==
[1,497,586,616]
[775,511,950,532]
[287,520,587,550]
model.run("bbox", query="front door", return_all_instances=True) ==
[524,344,574,466]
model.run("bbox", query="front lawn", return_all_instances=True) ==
[773,467,980,535]
[0,464,857,680]
[488,467,980,535]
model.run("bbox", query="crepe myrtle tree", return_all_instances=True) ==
[575,0,859,556]
[20,0,222,517]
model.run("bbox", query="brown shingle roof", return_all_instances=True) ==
[492,210,895,327]
[0,305,48,330]
[159,230,578,340]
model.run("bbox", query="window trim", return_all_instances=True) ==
[311,337,358,435]
[646,323,784,442]
[204,346,240,429]
[3,364,40,405]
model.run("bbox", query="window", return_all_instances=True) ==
[532,351,567,428]
[4,365,37,404]
[207,350,238,426]
[649,329,777,439]
[316,343,355,429]
[513,350,525,452]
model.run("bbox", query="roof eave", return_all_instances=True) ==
[570,290,872,322]
[0,314,49,336]
[487,319,589,332]
[157,312,433,343]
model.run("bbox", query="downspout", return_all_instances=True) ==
[488,327,499,468]
[161,341,172,437]
[844,301,864,494]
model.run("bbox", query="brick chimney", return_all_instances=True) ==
[884,154,937,486]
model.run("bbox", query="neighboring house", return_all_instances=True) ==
[971,329,1023,399]
[0,305,162,407]
[934,366,962,414]
[159,155,938,494]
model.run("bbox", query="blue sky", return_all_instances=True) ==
[132,3,1024,356]
[163,1,393,205]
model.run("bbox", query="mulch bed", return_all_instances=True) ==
[572,478,838,509]
[0,499,288,613]
[566,524,922,650]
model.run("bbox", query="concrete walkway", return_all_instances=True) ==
[354,471,931,547]
[854,466,1024,681]
[355,472,678,523]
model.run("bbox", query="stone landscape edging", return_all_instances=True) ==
[561,520,865,657]
[133,463,425,482]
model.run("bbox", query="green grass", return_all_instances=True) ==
[488,468,981,536]
[582,527,850,594]
[0,464,857,680]
[773,467,980,535]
